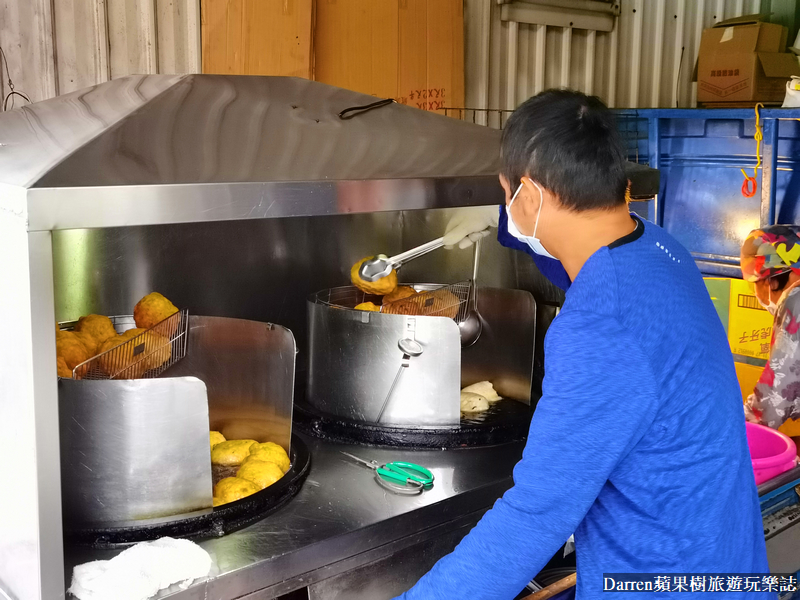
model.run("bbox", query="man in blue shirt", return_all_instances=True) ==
[400,90,769,599]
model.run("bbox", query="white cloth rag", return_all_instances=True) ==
[68,537,212,600]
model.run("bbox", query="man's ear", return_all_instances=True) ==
[499,174,512,203]
[519,176,542,216]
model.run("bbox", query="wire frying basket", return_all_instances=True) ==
[312,283,470,322]
[60,310,189,380]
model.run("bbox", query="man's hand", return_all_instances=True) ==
[443,205,500,249]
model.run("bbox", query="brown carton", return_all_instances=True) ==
[697,14,800,103]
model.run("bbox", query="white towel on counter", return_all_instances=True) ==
[68,537,212,600]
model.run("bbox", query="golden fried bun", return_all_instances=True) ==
[212,497,225,507]
[354,302,381,312]
[213,477,260,504]
[382,288,460,319]
[74,314,117,351]
[57,356,72,378]
[246,442,290,473]
[97,329,172,378]
[382,285,417,304]
[56,331,92,371]
[236,459,284,490]
[350,257,398,295]
[133,292,179,333]
[210,431,226,450]
[211,440,258,466]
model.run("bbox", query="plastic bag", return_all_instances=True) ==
[782,76,800,107]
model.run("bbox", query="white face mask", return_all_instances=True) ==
[506,180,556,259]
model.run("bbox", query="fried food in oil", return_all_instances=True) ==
[211,440,258,466]
[210,431,226,451]
[246,442,290,473]
[236,459,284,490]
[213,477,260,504]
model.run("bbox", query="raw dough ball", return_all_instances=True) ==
[246,442,290,473]
[236,459,284,490]
[382,285,417,304]
[461,381,502,402]
[350,257,398,295]
[460,391,489,414]
[213,477,260,504]
[210,431,226,450]
[74,315,117,351]
[211,440,258,466]
[133,292,179,333]
[354,302,381,312]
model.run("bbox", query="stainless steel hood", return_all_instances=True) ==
[0,74,657,231]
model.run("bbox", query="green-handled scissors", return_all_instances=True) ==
[341,451,434,495]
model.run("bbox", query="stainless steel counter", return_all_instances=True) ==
[64,434,525,599]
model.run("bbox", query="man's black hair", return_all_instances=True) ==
[501,89,628,211]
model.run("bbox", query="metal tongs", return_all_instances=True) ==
[358,237,445,282]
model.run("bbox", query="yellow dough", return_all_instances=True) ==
[210,440,258,466]
[209,431,226,450]
[236,459,284,490]
[461,381,502,402]
[246,442,290,473]
[460,391,489,414]
[213,477,260,504]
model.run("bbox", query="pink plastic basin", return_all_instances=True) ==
[746,422,797,485]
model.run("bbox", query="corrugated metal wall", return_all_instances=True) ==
[463,0,764,127]
[0,0,200,106]
[0,0,769,111]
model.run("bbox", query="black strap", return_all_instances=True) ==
[338,98,396,120]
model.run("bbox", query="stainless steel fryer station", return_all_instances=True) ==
[0,75,659,600]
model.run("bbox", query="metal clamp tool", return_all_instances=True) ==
[341,451,434,496]
[358,237,445,282]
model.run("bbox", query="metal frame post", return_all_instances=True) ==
[0,185,64,600]
[760,117,779,227]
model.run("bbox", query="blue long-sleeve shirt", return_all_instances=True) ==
[398,216,769,599]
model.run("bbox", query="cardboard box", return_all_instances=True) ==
[313,0,464,114]
[704,277,773,361]
[697,14,800,103]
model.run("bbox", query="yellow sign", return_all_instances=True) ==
[727,279,773,360]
